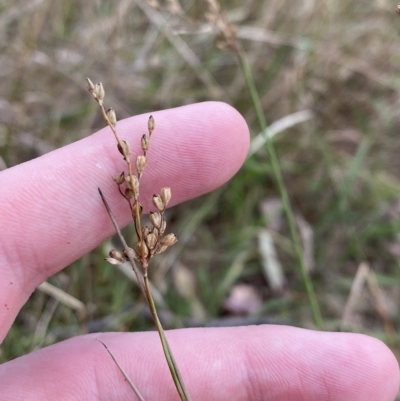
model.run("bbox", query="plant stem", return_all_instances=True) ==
[97,340,146,401]
[143,273,192,401]
[237,48,324,330]
[98,189,192,401]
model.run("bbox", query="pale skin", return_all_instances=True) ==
[0,102,399,400]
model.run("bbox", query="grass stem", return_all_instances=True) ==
[237,47,324,330]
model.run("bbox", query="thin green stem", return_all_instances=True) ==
[143,274,192,401]
[237,47,323,330]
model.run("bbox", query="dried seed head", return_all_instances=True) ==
[123,247,138,261]
[150,211,162,229]
[94,83,105,105]
[136,155,147,176]
[142,226,151,238]
[152,227,159,238]
[126,174,139,195]
[107,108,117,129]
[128,174,140,198]
[109,249,126,263]
[131,201,143,219]
[155,245,168,255]
[113,171,125,185]
[135,241,149,259]
[160,187,171,207]
[146,232,158,250]
[397,3,400,14]
[152,194,165,212]
[141,134,149,153]
[105,257,124,265]
[161,233,178,247]
[118,140,131,160]
[160,219,167,235]
[125,187,135,199]
[148,115,155,134]
[86,77,95,92]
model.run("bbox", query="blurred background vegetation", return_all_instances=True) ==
[1,0,400,382]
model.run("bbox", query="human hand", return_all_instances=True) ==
[0,102,398,400]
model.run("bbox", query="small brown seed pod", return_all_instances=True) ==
[148,115,155,134]
[109,249,126,263]
[150,211,162,229]
[136,155,147,176]
[160,187,171,207]
[141,134,149,153]
[113,171,125,185]
[146,232,158,250]
[117,140,131,159]
[160,219,167,235]
[135,241,149,259]
[107,108,117,129]
[155,245,168,255]
[131,201,143,219]
[161,233,178,247]
[86,77,95,92]
[152,195,165,212]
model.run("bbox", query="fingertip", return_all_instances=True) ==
[352,334,400,400]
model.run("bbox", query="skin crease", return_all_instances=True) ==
[0,102,398,400]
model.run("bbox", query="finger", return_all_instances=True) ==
[0,326,398,401]
[0,101,249,342]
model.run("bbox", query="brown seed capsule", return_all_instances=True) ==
[136,155,147,176]
[160,187,171,206]
[141,134,149,153]
[126,174,139,195]
[107,108,117,129]
[86,77,95,92]
[109,249,126,263]
[118,140,131,159]
[160,233,178,246]
[160,219,167,235]
[150,211,162,229]
[142,226,151,238]
[135,241,149,259]
[94,83,105,105]
[155,245,168,255]
[152,227,159,239]
[397,3,400,14]
[152,194,165,212]
[113,171,125,185]
[146,232,158,250]
[123,247,138,261]
[125,187,135,199]
[131,201,143,219]
[105,257,123,265]
[148,115,155,134]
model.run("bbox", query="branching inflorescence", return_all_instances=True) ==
[86,78,177,277]
[86,78,192,401]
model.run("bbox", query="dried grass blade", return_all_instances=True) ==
[97,340,146,401]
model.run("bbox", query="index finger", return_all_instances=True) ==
[0,101,249,342]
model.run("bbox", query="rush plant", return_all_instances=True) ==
[87,78,192,401]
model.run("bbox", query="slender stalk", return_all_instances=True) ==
[237,48,324,329]
[97,340,146,401]
[143,273,192,401]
